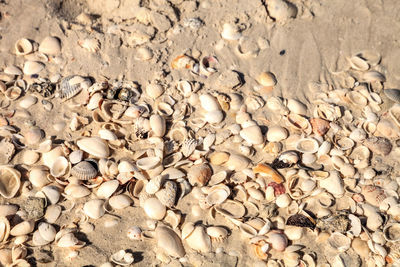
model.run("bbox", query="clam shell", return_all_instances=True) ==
[215,199,246,219]
[77,137,110,158]
[19,95,38,109]
[155,181,177,208]
[109,194,133,210]
[383,223,400,242]
[42,146,64,168]
[23,61,45,75]
[239,125,263,145]
[41,185,61,204]
[5,86,22,101]
[310,118,330,136]
[145,175,165,194]
[15,38,33,55]
[257,72,277,86]
[199,94,221,111]
[71,160,98,180]
[69,150,83,164]
[267,232,288,251]
[328,232,351,252]
[295,138,319,153]
[10,221,35,236]
[98,129,117,141]
[204,110,224,124]
[44,204,62,224]
[206,186,230,205]
[348,55,369,71]
[225,154,250,171]
[59,75,91,100]
[150,114,166,137]
[24,126,43,145]
[155,225,185,257]
[136,157,161,170]
[143,198,166,220]
[96,180,119,199]
[185,225,211,253]
[221,23,241,41]
[39,36,61,55]
[0,216,10,244]
[38,222,56,242]
[334,136,355,151]
[0,166,21,199]
[83,199,105,219]
[29,165,50,188]
[267,126,288,142]
[110,250,134,266]
[50,156,69,178]
[287,99,307,115]
[187,163,212,186]
[64,184,91,198]
[146,83,164,99]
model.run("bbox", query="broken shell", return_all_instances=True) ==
[240,125,264,145]
[215,200,246,219]
[328,232,351,252]
[155,181,177,208]
[59,75,92,100]
[296,138,319,153]
[287,114,312,134]
[39,36,61,55]
[383,223,400,242]
[10,220,35,236]
[267,126,288,142]
[253,163,284,183]
[98,129,117,141]
[71,160,98,180]
[77,137,110,158]
[135,46,153,61]
[0,217,10,244]
[136,157,161,170]
[0,166,21,198]
[346,91,368,106]
[110,250,134,266]
[97,180,119,199]
[361,185,386,207]
[364,137,392,156]
[42,146,64,169]
[319,171,344,196]
[143,198,166,220]
[29,165,50,188]
[50,156,69,178]
[155,225,185,257]
[206,226,228,241]
[187,163,212,186]
[23,61,45,75]
[185,225,212,253]
[384,89,400,103]
[221,23,241,41]
[5,86,22,101]
[310,118,330,136]
[15,38,33,56]
[78,38,100,52]
[83,199,105,219]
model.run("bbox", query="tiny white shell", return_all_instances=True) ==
[23,61,45,75]
[240,125,264,145]
[267,126,288,142]
[83,199,105,219]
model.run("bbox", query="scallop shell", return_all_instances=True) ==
[155,225,185,257]
[78,38,100,52]
[240,125,264,145]
[15,38,33,56]
[83,199,105,219]
[59,75,92,100]
[77,137,110,158]
[295,138,319,153]
[0,166,21,199]
[221,23,241,41]
[71,160,98,180]
[155,181,177,208]
[187,163,212,186]
[39,36,61,55]
[23,61,45,75]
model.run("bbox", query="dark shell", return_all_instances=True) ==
[70,160,98,180]
[59,75,88,100]
[384,89,400,103]
[364,137,392,156]
[286,214,316,230]
[271,150,299,169]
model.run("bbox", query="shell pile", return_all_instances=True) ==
[1,3,400,267]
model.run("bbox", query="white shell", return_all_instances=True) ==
[41,185,61,204]
[239,125,263,145]
[287,99,307,115]
[96,180,119,199]
[38,222,56,242]
[39,36,61,55]
[150,114,166,137]
[44,204,62,224]
[15,38,33,56]
[98,129,118,141]
[146,83,164,99]
[50,156,69,178]
[267,126,288,142]
[275,193,291,208]
[77,137,110,158]
[204,110,224,124]
[4,65,22,75]
[296,138,319,153]
[19,95,38,109]
[29,166,50,188]
[143,198,166,220]
[83,199,105,219]
[328,232,351,252]
[199,94,221,111]
[221,23,242,41]
[110,250,134,266]
[10,221,35,236]
[78,38,100,52]
[109,194,133,209]
[185,225,211,253]
[136,157,161,170]
[319,172,344,196]
[23,61,45,75]
[69,150,84,164]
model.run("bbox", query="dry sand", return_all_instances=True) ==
[1,0,400,266]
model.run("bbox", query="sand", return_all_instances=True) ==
[1,0,400,266]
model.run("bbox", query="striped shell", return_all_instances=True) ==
[70,160,98,180]
[58,75,91,100]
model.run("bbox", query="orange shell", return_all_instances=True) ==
[253,163,284,184]
[310,118,330,136]
[171,55,194,70]
[252,243,268,260]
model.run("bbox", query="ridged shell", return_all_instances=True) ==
[145,175,165,194]
[59,75,91,100]
[155,181,177,208]
[71,160,98,180]
[77,137,110,158]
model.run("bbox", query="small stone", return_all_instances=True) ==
[22,197,45,220]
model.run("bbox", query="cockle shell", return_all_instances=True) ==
[155,225,185,257]
[187,163,212,186]
[361,185,386,207]
[39,36,61,55]
[240,125,264,145]
[83,199,105,219]
[78,38,100,52]
[0,166,21,198]
[155,181,177,208]
[185,225,212,253]
[71,160,98,180]
[15,38,33,56]
[23,61,45,75]
[143,198,166,220]
[267,126,288,142]
[59,75,92,100]
[77,137,110,158]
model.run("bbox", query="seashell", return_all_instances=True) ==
[44,204,62,224]
[41,185,61,204]
[187,163,212,186]
[42,146,64,168]
[296,138,319,153]
[206,226,228,242]
[310,118,330,136]
[348,55,369,71]
[275,193,291,208]
[0,138,15,165]
[248,187,264,201]
[150,114,166,137]
[135,46,153,61]
[257,72,277,87]
[209,151,230,165]
[155,225,185,257]
[77,137,110,158]
[56,232,84,248]
[39,36,61,55]
[20,149,39,166]
[240,125,264,145]
[4,86,22,101]
[267,0,297,23]
[29,165,50,188]
[155,181,177,208]
[346,91,368,106]
[71,160,98,180]
[96,180,119,199]
[24,126,43,145]
[348,214,362,237]
[110,250,134,266]
[136,156,161,170]
[176,80,192,97]
[185,225,211,253]
[0,166,21,198]
[286,99,307,115]
[78,38,100,52]
[361,185,386,207]
[364,137,392,156]
[38,222,56,242]
[171,54,195,70]
[349,128,366,142]
[267,232,288,251]
[19,95,38,109]
[0,216,10,244]
[127,226,142,240]
[23,61,45,75]
[69,150,83,164]
[383,223,400,242]
[98,129,117,141]
[199,94,221,112]
[284,226,304,240]
[319,171,344,196]
[363,71,386,83]
[50,156,69,177]
[64,184,91,198]
[143,198,166,220]
[146,83,164,99]
[0,204,18,217]
[334,136,354,151]
[10,220,35,236]
[215,199,246,219]
[221,23,241,41]
[245,95,265,112]
[209,171,228,186]
[328,232,351,252]
[204,110,224,124]
[287,114,312,134]
[253,163,284,183]
[108,194,133,210]
[206,186,230,205]
[384,89,400,104]
[15,38,33,56]
[267,126,288,142]
[4,65,23,76]
[83,199,105,219]
[225,154,250,171]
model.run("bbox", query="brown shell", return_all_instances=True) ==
[310,118,330,136]
[187,164,212,186]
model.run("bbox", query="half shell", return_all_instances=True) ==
[0,166,21,198]
[77,137,110,158]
